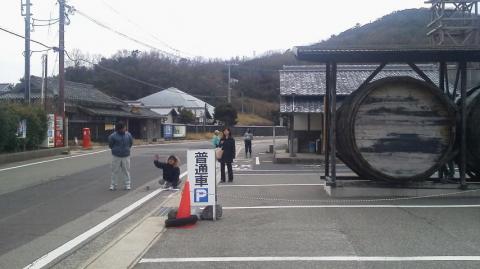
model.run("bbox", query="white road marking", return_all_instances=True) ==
[0,150,110,172]
[255,157,260,165]
[0,140,212,173]
[139,256,480,263]
[219,183,325,187]
[235,143,242,158]
[235,173,320,176]
[23,171,188,269]
[223,205,480,210]
[236,170,320,173]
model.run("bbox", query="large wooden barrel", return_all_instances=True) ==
[464,88,480,177]
[336,76,457,182]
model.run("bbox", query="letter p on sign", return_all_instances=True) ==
[194,188,209,203]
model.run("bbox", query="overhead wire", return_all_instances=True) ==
[65,50,165,90]
[0,26,54,49]
[69,6,182,59]
[97,0,198,58]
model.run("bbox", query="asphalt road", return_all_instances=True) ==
[133,143,480,269]
[0,139,234,268]
[4,137,480,269]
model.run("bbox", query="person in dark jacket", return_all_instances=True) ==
[154,154,181,189]
[219,127,235,183]
[108,121,133,191]
[243,128,253,158]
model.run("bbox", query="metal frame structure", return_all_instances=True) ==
[427,0,480,46]
[294,47,480,188]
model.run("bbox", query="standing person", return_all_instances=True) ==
[154,155,181,189]
[219,127,235,183]
[212,130,221,148]
[243,128,253,158]
[108,121,133,191]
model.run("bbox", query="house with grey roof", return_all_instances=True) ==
[0,83,12,92]
[280,64,439,153]
[0,77,163,142]
[138,87,214,124]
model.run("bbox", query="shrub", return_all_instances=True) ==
[0,104,48,152]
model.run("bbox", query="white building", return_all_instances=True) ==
[138,87,215,124]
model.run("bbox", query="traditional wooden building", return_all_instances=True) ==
[0,77,163,142]
[0,83,12,93]
[280,64,440,154]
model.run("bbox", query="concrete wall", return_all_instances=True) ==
[294,114,308,130]
[0,147,68,165]
[310,114,323,131]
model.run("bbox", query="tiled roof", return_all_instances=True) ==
[280,64,439,96]
[78,106,162,119]
[280,96,344,113]
[0,84,12,92]
[151,108,178,116]
[139,87,215,116]
[4,76,124,107]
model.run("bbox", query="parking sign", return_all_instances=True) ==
[187,149,216,208]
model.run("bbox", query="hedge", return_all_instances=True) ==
[0,104,47,152]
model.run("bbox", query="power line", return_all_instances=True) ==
[65,50,165,90]
[97,0,198,58]
[0,26,54,49]
[69,6,182,59]
[64,50,227,100]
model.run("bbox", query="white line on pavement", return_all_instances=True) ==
[223,205,480,210]
[139,256,480,263]
[235,173,319,176]
[0,140,212,173]
[236,170,320,173]
[255,157,260,165]
[235,143,242,158]
[219,183,325,187]
[23,171,188,269]
[0,150,110,172]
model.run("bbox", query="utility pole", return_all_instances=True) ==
[241,91,244,113]
[22,0,32,104]
[203,102,207,133]
[41,54,48,109]
[59,0,67,147]
[227,63,238,103]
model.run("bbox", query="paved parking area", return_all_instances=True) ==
[131,144,480,269]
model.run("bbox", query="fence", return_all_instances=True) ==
[184,124,287,137]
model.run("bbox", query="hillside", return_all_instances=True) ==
[63,8,433,119]
[315,8,431,48]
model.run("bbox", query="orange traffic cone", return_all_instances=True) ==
[177,180,192,218]
[164,179,198,228]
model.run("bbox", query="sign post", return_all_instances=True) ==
[163,124,173,140]
[187,149,217,220]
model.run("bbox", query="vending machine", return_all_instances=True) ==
[54,115,64,147]
[41,114,55,148]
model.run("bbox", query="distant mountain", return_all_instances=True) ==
[314,8,431,48]
[62,8,434,118]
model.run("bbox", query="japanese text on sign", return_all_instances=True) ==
[194,152,208,187]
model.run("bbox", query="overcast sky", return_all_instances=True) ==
[0,0,429,83]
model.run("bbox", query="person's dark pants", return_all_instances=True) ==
[220,161,233,182]
[245,140,252,157]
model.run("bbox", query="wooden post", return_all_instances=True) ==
[329,62,337,186]
[460,61,468,189]
[324,63,331,179]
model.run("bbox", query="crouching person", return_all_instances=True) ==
[154,154,181,189]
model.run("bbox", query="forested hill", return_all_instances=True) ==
[314,8,431,48]
[64,8,432,116]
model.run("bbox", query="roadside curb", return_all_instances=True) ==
[80,184,182,269]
